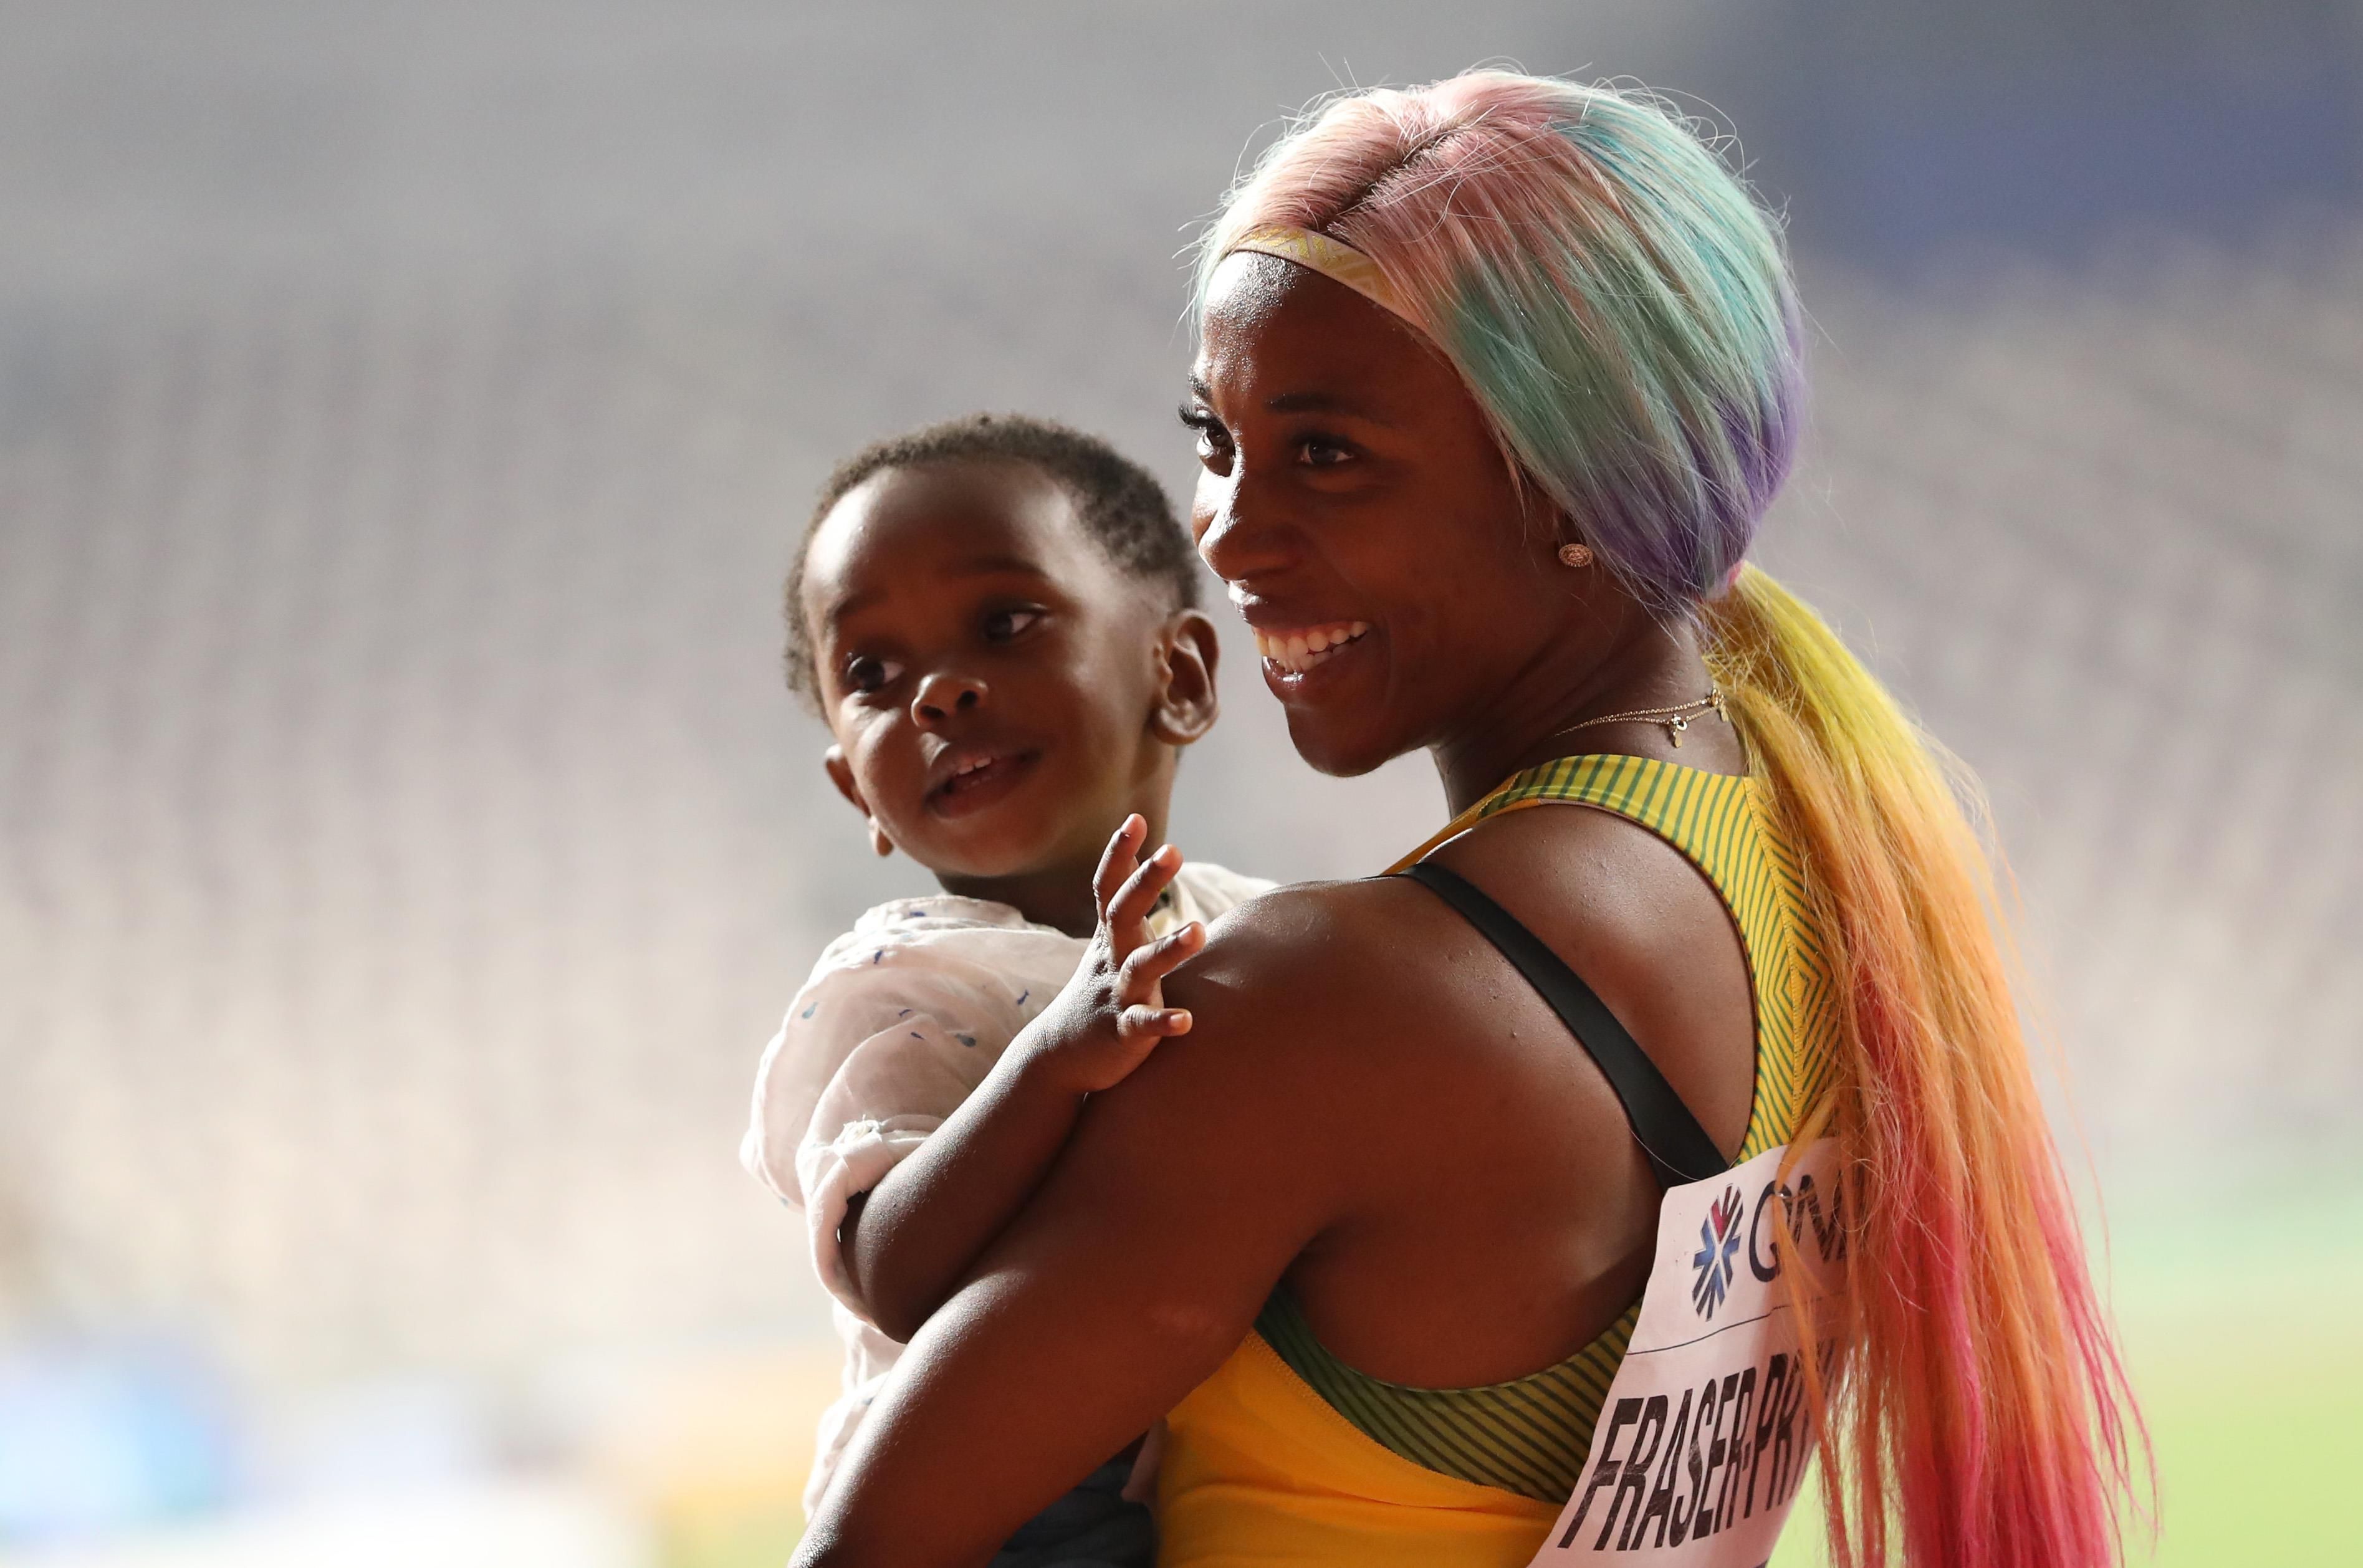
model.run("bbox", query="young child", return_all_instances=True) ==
[741,414,1270,1562]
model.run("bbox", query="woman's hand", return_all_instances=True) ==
[1015,815,1206,1094]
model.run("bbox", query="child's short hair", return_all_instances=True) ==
[784,413,1201,705]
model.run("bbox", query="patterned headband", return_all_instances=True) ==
[1221,225,1417,328]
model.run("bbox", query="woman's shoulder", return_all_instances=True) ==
[1159,874,1492,1075]
[1163,803,1750,1098]
[1101,864,1657,1225]
[1179,874,1451,982]
[1178,809,1675,1003]
[1077,874,1492,1218]
[1422,783,1751,955]
[1169,859,1278,927]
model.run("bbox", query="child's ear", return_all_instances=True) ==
[1149,609,1220,747]
[823,745,895,858]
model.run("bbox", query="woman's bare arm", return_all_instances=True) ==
[839,825,1204,1342]
[792,901,1363,1567]
[793,823,1733,1565]
[833,1048,1102,1345]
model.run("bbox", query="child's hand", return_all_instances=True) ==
[1019,815,1207,1095]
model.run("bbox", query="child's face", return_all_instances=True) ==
[803,459,1212,886]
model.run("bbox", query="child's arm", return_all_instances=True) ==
[838,817,1205,1344]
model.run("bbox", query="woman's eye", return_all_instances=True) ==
[843,654,902,695]
[1298,436,1353,468]
[1179,404,1234,466]
[982,608,1043,643]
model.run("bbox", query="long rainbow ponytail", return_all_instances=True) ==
[1707,567,2145,1566]
[1199,70,2146,1567]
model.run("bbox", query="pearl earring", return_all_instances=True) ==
[1558,542,1594,569]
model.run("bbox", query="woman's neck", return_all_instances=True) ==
[1429,614,1732,815]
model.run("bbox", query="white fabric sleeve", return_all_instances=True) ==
[738,929,1007,1208]
[790,1010,985,1319]
[1171,861,1277,925]
[744,912,1077,1321]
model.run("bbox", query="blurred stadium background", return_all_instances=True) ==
[1,2,2356,1563]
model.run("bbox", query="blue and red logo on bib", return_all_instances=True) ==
[1690,1185,1745,1319]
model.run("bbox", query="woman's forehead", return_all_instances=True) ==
[1199,251,1302,337]
[1194,254,1457,413]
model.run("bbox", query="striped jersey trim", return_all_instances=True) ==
[1257,753,1839,1502]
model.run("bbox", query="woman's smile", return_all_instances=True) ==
[1249,619,1371,676]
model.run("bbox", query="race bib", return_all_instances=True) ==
[1530,1139,1845,1566]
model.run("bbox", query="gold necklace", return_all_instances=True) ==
[1551,686,1727,748]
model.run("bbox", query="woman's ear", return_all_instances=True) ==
[824,745,894,858]
[1149,610,1221,747]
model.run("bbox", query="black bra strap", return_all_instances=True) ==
[1397,861,1729,1188]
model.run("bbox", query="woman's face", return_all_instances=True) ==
[1184,252,1582,777]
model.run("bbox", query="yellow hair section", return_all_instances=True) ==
[1705,566,2147,1567]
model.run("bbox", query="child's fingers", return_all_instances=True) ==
[1108,843,1184,940]
[1091,815,1148,915]
[1118,1003,1193,1043]
[1117,920,1205,1001]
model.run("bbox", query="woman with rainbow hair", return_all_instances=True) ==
[794,69,2144,1568]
